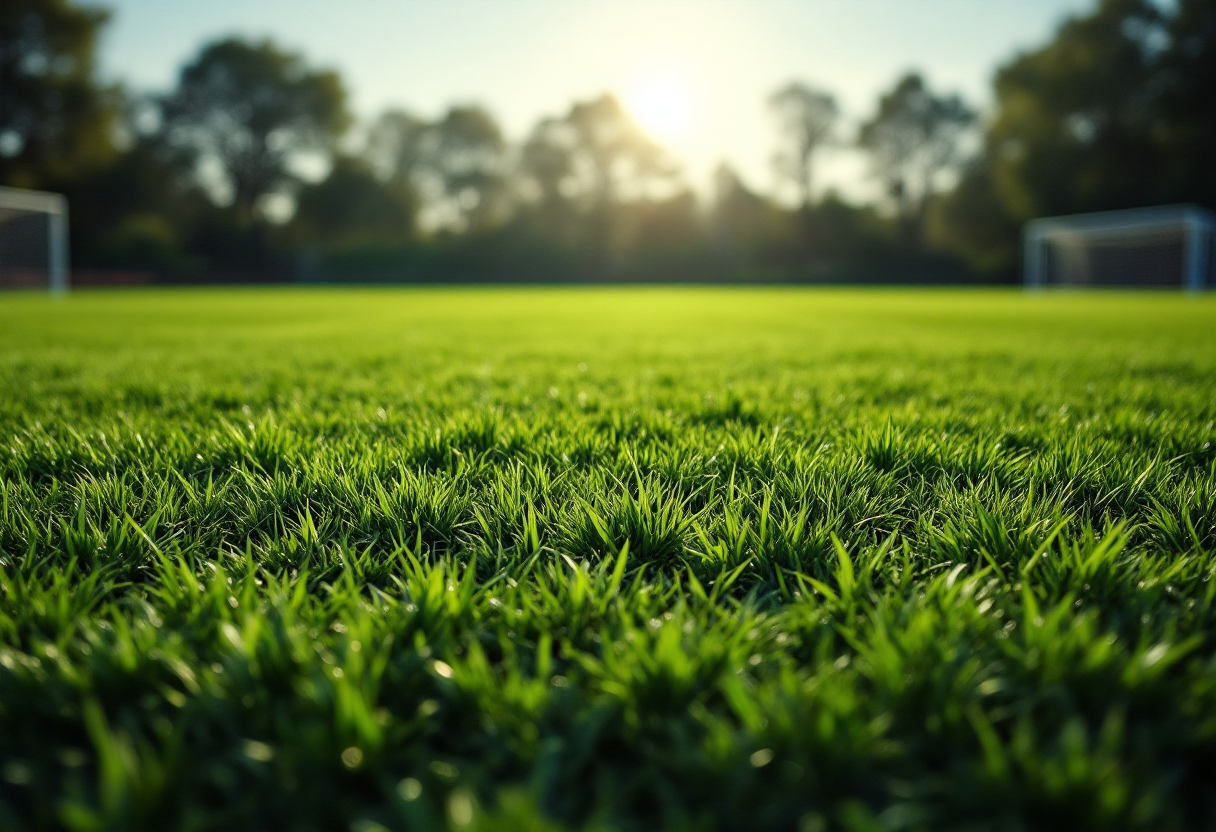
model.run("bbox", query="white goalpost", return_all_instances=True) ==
[1024,204,1215,291]
[0,185,70,293]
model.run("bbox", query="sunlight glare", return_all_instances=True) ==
[626,69,693,140]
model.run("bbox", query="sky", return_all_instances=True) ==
[85,0,1098,203]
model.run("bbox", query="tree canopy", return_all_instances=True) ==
[546,94,676,208]
[987,0,1216,221]
[160,38,350,220]
[858,73,975,248]
[293,156,414,245]
[768,82,838,210]
[0,0,116,188]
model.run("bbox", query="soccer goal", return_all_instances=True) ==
[0,185,70,293]
[1023,204,1215,290]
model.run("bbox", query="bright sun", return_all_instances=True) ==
[626,70,693,140]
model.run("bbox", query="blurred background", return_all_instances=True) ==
[1,0,1212,285]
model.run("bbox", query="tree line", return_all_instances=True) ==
[1,0,1212,283]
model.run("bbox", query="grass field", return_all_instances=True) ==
[2,287,1215,832]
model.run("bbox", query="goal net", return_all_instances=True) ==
[1024,204,1214,290]
[0,186,70,292]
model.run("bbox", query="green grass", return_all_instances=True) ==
[1,287,1215,832]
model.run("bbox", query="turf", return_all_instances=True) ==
[1,287,1215,832]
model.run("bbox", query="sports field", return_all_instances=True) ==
[1,287,1215,831]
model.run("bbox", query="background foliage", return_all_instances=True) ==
[1,0,1212,281]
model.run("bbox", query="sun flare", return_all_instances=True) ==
[626,69,693,140]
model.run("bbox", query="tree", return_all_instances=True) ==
[709,163,780,257]
[518,95,676,244]
[519,116,573,213]
[0,0,117,188]
[567,94,674,206]
[520,94,675,212]
[924,0,1215,278]
[926,160,1020,277]
[293,156,414,245]
[987,0,1214,220]
[428,105,508,232]
[67,126,213,270]
[364,108,429,195]
[858,73,974,247]
[1155,0,1216,208]
[362,105,506,233]
[516,94,683,270]
[767,82,838,210]
[161,38,349,221]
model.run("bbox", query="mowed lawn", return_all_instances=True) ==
[1,287,1215,832]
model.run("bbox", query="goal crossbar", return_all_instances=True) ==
[1024,204,1215,291]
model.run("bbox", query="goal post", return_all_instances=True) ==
[0,185,70,293]
[1023,204,1215,291]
